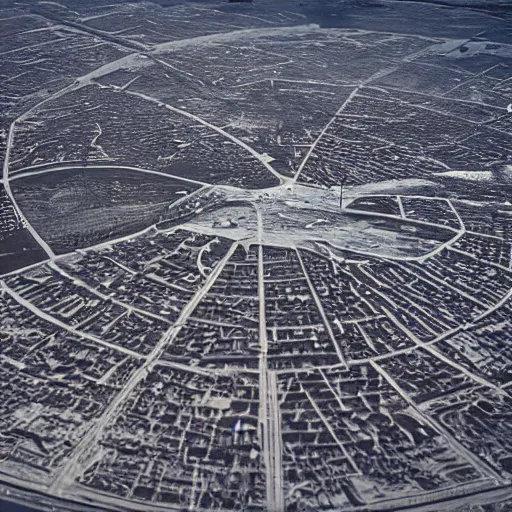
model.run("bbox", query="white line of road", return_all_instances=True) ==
[0,280,143,359]
[258,244,275,512]
[302,386,361,475]
[48,261,173,325]
[397,195,406,219]
[2,124,55,259]
[268,370,285,512]
[382,306,510,398]
[124,89,288,185]
[258,240,285,512]
[293,85,360,183]
[469,287,512,325]
[448,246,512,273]
[370,360,505,483]
[296,249,348,368]
[49,241,239,494]
[9,163,210,187]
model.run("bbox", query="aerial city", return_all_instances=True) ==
[0,0,511,511]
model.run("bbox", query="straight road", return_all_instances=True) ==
[48,242,239,494]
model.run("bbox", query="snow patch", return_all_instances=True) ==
[434,170,494,182]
